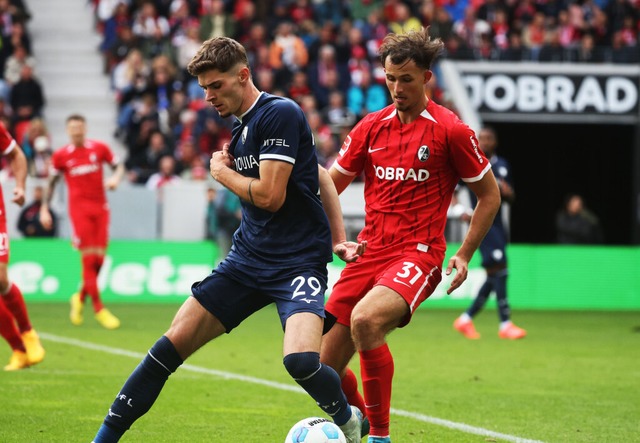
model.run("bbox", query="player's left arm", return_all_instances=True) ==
[5,144,27,206]
[105,161,125,191]
[318,164,365,262]
[446,169,500,293]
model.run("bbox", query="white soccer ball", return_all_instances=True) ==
[284,417,347,443]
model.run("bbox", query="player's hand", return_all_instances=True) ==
[12,186,25,207]
[445,254,468,294]
[210,143,234,181]
[105,176,120,191]
[39,207,52,230]
[334,240,366,263]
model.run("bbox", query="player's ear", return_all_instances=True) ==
[424,70,433,85]
[238,66,250,85]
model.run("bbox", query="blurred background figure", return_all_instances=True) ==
[453,126,526,340]
[17,184,56,237]
[556,193,603,244]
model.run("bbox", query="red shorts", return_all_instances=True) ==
[326,248,443,328]
[69,206,110,249]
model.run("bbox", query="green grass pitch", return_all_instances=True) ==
[1,303,638,442]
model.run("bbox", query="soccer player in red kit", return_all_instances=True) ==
[0,121,46,370]
[40,114,125,329]
[319,28,501,443]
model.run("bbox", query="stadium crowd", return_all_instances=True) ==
[0,0,639,187]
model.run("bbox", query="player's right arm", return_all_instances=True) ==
[39,173,61,230]
[319,164,365,262]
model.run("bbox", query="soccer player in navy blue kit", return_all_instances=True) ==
[92,37,366,443]
[453,126,527,340]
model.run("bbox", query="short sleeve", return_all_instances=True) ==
[256,100,301,165]
[332,118,369,177]
[449,123,491,183]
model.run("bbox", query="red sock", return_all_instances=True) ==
[342,367,367,418]
[81,254,103,312]
[0,299,25,352]
[360,343,394,438]
[1,283,31,333]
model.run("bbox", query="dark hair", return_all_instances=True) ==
[378,27,444,70]
[187,37,249,76]
[66,114,86,123]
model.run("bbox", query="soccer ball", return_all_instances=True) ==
[284,417,347,443]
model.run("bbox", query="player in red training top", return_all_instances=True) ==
[40,114,125,330]
[0,121,46,370]
[319,29,501,443]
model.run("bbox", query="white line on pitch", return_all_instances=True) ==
[40,332,545,443]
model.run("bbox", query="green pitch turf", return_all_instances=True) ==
[1,303,638,442]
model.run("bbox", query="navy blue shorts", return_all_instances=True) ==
[479,225,508,268]
[191,256,328,333]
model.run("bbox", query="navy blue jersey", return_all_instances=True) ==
[470,154,512,267]
[227,93,332,268]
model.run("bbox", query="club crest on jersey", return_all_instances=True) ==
[242,126,248,144]
[417,145,430,162]
[90,153,97,163]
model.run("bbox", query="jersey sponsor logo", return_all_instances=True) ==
[417,145,430,161]
[374,165,430,182]
[262,138,289,147]
[69,163,100,176]
[234,155,259,172]
[368,146,387,154]
[469,136,484,163]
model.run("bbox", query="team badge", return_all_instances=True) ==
[90,153,97,163]
[242,126,248,144]
[417,145,430,162]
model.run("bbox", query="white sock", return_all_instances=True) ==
[459,313,472,322]
[499,320,512,331]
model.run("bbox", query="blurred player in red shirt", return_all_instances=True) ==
[40,114,125,330]
[320,28,501,442]
[0,121,46,370]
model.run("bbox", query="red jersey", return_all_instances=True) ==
[51,140,118,210]
[333,101,491,259]
[0,121,17,224]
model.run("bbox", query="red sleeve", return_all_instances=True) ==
[0,121,16,155]
[333,118,369,177]
[449,122,491,183]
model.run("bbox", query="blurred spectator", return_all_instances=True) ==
[428,7,454,42]
[609,30,640,63]
[20,117,49,171]
[389,2,422,35]
[322,90,356,136]
[3,44,36,86]
[132,1,172,59]
[539,28,568,62]
[99,0,132,73]
[522,12,547,60]
[571,32,605,62]
[212,186,241,259]
[146,154,180,189]
[269,21,309,89]
[17,185,56,237]
[29,135,52,179]
[556,193,603,244]
[288,70,312,104]
[126,128,171,184]
[453,6,491,50]
[346,67,387,119]
[498,31,531,61]
[9,64,45,126]
[198,0,235,41]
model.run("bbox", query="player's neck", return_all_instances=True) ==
[397,98,429,125]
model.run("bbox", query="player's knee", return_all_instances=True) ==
[283,352,320,381]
